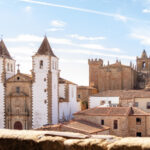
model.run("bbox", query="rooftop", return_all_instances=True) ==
[74,107,149,116]
[91,90,150,99]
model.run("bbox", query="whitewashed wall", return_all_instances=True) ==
[32,56,49,128]
[59,84,65,99]
[59,84,80,121]
[0,58,5,128]
[89,96,119,108]
[51,56,59,124]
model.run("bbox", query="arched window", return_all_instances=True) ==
[39,60,43,69]
[142,62,146,69]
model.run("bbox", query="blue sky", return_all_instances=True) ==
[1,0,150,85]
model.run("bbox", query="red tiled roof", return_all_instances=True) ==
[74,107,149,116]
[91,90,150,99]
[59,77,77,85]
[62,120,109,134]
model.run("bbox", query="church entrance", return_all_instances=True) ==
[14,121,22,130]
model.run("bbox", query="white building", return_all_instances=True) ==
[0,37,81,129]
[89,95,119,108]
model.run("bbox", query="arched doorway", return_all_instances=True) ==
[14,121,22,130]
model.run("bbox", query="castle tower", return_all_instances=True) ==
[0,40,15,128]
[136,50,150,89]
[88,59,103,89]
[32,36,59,128]
[137,50,150,73]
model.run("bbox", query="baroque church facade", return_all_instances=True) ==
[0,37,80,130]
[89,50,150,92]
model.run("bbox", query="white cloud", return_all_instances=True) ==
[25,6,32,12]
[46,28,64,32]
[79,43,121,52]
[131,33,150,45]
[143,8,150,13]
[51,20,66,27]
[55,48,135,60]
[5,34,72,45]
[70,34,106,41]
[20,0,131,22]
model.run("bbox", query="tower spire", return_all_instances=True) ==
[141,49,147,58]
[35,36,56,57]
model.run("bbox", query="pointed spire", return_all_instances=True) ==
[0,40,12,59]
[36,36,56,57]
[141,49,147,58]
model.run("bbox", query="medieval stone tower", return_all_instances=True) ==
[136,50,150,89]
[0,40,15,128]
[32,37,59,128]
[88,59,103,89]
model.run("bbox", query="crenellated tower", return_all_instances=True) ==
[32,36,59,128]
[88,59,103,89]
[0,40,15,128]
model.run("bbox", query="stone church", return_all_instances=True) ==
[0,37,80,130]
[89,50,150,92]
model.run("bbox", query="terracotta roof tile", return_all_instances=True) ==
[74,107,149,116]
[91,90,150,99]
[62,120,109,134]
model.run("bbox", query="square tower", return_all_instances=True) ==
[32,37,59,128]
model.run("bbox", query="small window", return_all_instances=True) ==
[78,94,80,98]
[11,64,13,72]
[44,78,46,81]
[142,62,146,69]
[7,63,9,71]
[136,132,142,137]
[136,118,141,125]
[100,100,105,105]
[44,89,47,92]
[147,102,150,109]
[17,77,20,80]
[44,100,47,104]
[113,120,118,129]
[16,87,20,93]
[72,87,74,98]
[39,60,43,69]
[134,102,138,107]
[101,120,104,125]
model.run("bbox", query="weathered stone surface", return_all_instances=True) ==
[0,129,150,150]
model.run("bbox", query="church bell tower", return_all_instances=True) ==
[32,36,59,128]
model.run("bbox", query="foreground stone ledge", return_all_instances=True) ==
[0,129,150,150]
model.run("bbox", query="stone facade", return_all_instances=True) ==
[0,37,80,130]
[74,107,150,137]
[5,71,32,129]
[88,50,150,91]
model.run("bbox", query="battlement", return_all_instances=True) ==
[88,58,103,65]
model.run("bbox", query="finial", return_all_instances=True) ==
[17,64,20,73]
[0,34,3,40]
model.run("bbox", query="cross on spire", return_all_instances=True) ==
[17,64,20,73]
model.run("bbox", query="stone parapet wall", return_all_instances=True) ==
[0,129,150,150]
